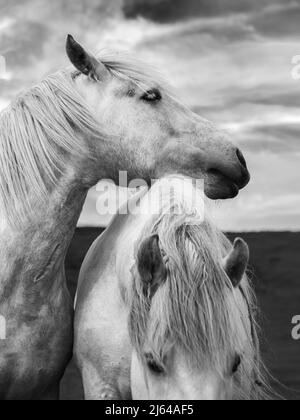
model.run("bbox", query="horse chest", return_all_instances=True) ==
[0,266,73,400]
[0,295,73,399]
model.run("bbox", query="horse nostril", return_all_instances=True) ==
[236,149,247,170]
[235,148,250,188]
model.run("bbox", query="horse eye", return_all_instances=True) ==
[127,89,136,98]
[232,355,242,374]
[145,353,165,375]
[141,89,162,103]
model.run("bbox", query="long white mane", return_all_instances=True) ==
[0,70,101,226]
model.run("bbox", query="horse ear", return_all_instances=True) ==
[137,235,167,299]
[66,35,109,80]
[223,238,249,288]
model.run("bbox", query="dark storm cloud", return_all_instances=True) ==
[123,0,282,22]
[139,18,255,51]
[0,0,20,13]
[250,3,300,38]
[0,0,123,29]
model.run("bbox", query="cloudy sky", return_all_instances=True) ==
[0,0,300,231]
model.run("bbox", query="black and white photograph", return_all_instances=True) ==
[0,0,299,403]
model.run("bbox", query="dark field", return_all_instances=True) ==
[61,229,300,400]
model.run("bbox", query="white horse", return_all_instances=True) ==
[0,36,249,399]
[74,177,269,400]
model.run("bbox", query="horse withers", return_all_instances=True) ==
[74,177,269,400]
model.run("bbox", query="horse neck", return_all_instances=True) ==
[0,150,97,292]
[113,187,164,295]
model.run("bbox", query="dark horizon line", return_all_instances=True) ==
[75,225,300,234]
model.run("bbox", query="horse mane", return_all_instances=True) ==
[128,180,272,400]
[0,51,173,227]
[0,70,101,226]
